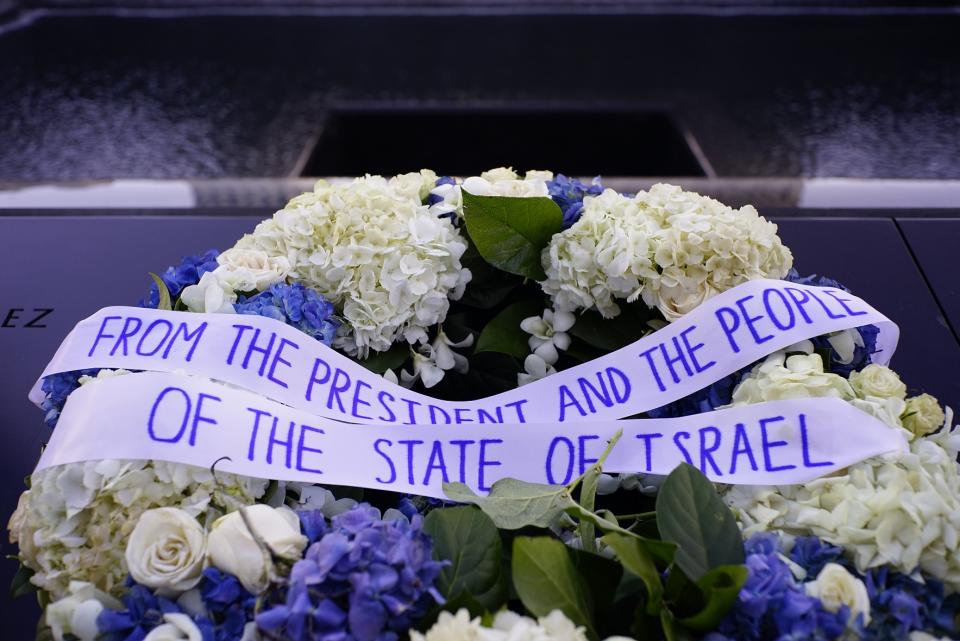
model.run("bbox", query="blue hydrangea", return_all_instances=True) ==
[862,567,960,641]
[784,270,879,376]
[234,283,339,346]
[789,536,847,578]
[646,366,752,419]
[198,568,257,641]
[140,249,220,308]
[426,176,456,207]
[547,174,604,228]
[97,571,256,641]
[706,533,851,641]
[257,504,446,641]
[39,368,101,428]
[97,582,185,641]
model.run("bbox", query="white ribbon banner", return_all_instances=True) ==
[37,372,908,497]
[29,279,898,426]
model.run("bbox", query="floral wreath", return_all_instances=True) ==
[10,168,960,641]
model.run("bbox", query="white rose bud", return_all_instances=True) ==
[849,364,907,401]
[142,613,204,641]
[125,508,207,594]
[215,246,290,293]
[902,393,946,437]
[207,505,307,594]
[805,563,871,625]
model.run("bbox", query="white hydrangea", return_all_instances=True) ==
[428,168,553,219]
[412,608,628,641]
[726,352,855,405]
[724,357,960,590]
[9,460,268,600]
[462,167,551,199]
[540,188,662,317]
[236,173,472,355]
[639,184,793,320]
[541,184,792,321]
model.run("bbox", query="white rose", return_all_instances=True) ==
[849,364,907,401]
[804,563,871,625]
[125,508,207,594]
[902,393,946,437]
[207,505,307,594]
[143,613,204,641]
[179,271,237,314]
[216,245,290,293]
[46,581,122,641]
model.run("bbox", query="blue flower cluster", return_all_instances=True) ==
[547,174,604,228]
[97,569,256,641]
[39,368,101,428]
[706,534,852,641]
[140,249,220,309]
[257,504,445,641]
[234,283,340,346]
[861,567,958,641]
[785,270,879,376]
[646,366,752,419]
[709,534,960,641]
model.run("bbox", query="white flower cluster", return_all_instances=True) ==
[212,172,472,356]
[518,308,574,385]
[9,459,269,600]
[723,356,960,589]
[427,167,553,219]
[412,608,632,641]
[541,183,793,321]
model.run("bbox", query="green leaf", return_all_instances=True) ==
[10,563,36,599]
[443,479,576,530]
[359,343,409,374]
[569,303,656,352]
[512,537,596,638]
[457,236,522,309]
[423,507,504,609]
[677,565,748,631]
[659,608,694,641]
[462,191,563,281]
[602,533,664,614]
[655,463,745,580]
[149,272,173,311]
[475,300,544,359]
[570,548,623,632]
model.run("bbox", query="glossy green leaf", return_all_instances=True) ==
[443,479,576,530]
[512,537,596,638]
[602,532,664,614]
[475,300,544,359]
[423,506,503,608]
[10,563,36,599]
[359,343,410,374]
[148,272,173,311]
[656,463,745,580]
[462,191,563,281]
[677,565,748,631]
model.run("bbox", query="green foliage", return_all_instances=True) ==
[440,455,747,641]
[462,191,563,281]
[9,562,36,599]
[656,463,745,580]
[359,343,409,374]
[423,506,506,612]
[569,302,660,352]
[475,300,544,359]
[148,272,173,311]
[512,537,598,638]
[443,479,578,530]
